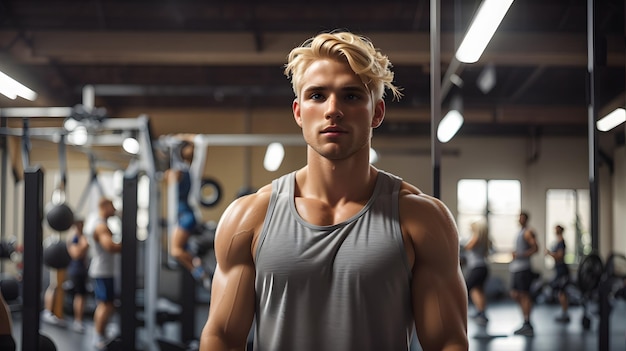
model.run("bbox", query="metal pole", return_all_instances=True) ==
[121,174,138,350]
[180,261,197,343]
[586,0,606,348]
[21,167,44,351]
[431,0,442,198]
[587,0,600,254]
[140,117,159,351]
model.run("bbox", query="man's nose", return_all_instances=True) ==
[325,95,343,120]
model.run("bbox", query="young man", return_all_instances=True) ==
[200,30,468,351]
[86,197,121,350]
[509,211,539,336]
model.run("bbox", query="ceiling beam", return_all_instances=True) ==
[1,30,623,67]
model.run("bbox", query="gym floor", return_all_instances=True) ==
[7,298,626,350]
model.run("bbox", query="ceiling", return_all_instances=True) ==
[0,0,624,139]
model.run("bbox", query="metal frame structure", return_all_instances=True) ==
[1,108,161,351]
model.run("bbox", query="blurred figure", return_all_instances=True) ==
[66,218,89,332]
[41,267,67,328]
[86,197,121,350]
[461,219,492,326]
[167,135,212,290]
[510,211,539,336]
[545,224,570,323]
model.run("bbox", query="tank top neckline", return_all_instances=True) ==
[286,170,386,231]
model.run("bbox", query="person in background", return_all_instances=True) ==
[545,224,570,323]
[41,267,67,328]
[461,219,492,326]
[510,211,539,336]
[85,197,121,350]
[66,218,90,332]
[166,135,212,290]
[200,30,468,351]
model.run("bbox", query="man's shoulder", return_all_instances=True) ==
[524,227,537,237]
[221,188,273,227]
[398,186,456,236]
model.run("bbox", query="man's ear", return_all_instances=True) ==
[293,99,303,127]
[371,99,385,128]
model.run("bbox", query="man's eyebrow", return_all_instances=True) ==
[302,85,367,93]
[302,85,326,93]
[341,85,368,93]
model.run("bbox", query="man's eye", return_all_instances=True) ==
[310,93,324,100]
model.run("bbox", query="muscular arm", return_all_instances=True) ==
[200,191,268,351]
[401,190,468,351]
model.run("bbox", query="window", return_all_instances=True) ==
[457,179,521,263]
[545,189,591,265]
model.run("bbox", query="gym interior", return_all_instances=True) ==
[1,1,626,350]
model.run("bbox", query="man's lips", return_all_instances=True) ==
[321,127,347,134]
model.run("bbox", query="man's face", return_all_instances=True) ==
[519,214,527,226]
[292,58,384,162]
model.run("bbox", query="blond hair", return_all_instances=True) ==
[284,30,403,102]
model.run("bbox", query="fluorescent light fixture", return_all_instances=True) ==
[369,147,379,164]
[597,108,626,132]
[438,110,464,143]
[1,107,72,117]
[0,84,17,99]
[263,142,284,172]
[0,70,38,101]
[455,0,515,64]
[123,137,140,154]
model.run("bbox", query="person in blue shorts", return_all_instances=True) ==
[86,198,121,350]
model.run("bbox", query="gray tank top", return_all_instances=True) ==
[254,170,414,351]
[86,217,116,278]
[509,227,531,273]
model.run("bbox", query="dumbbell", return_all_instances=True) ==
[0,279,19,301]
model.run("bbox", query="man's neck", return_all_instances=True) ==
[297,161,376,206]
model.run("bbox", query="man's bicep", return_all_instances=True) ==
[205,261,256,346]
[412,256,468,350]
[202,235,255,350]
[202,213,257,349]
[409,198,468,350]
